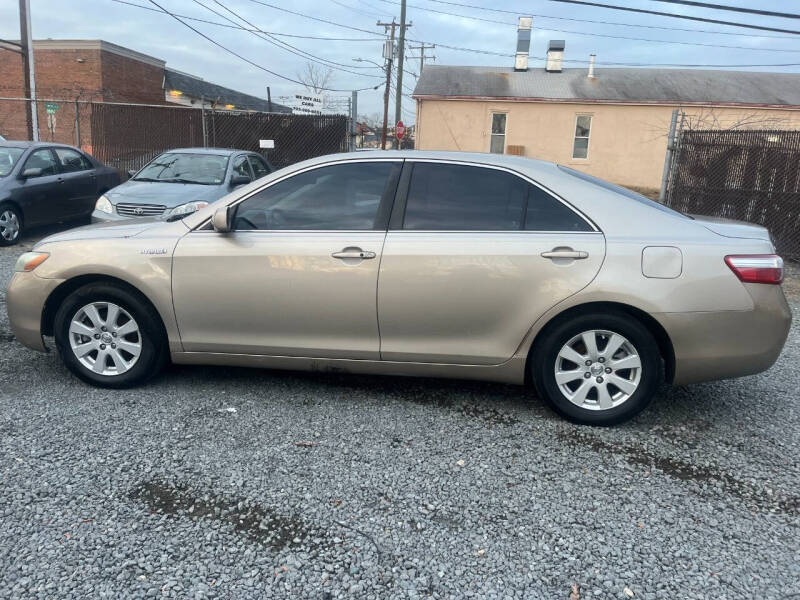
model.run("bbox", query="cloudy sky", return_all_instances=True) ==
[2,0,798,122]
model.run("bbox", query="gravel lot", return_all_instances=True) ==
[1,225,798,600]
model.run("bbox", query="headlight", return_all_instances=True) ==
[164,201,209,218]
[15,251,49,272]
[95,194,113,214]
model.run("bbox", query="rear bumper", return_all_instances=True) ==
[658,283,792,385]
[5,272,64,352]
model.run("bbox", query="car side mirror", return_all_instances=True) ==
[230,174,251,186]
[20,167,42,179]
[127,169,137,178]
[212,206,232,233]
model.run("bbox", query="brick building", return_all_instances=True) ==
[0,39,288,148]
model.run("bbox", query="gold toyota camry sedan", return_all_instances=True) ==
[6,151,792,425]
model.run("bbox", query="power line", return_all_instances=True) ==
[144,0,383,91]
[194,0,384,77]
[543,0,800,35]
[330,0,390,19]
[645,0,800,19]
[243,0,381,35]
[376,0,800,52]
[408,0,798,39]
[109,0,384,41]
[139,0,800,69]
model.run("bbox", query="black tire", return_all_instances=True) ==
[0,203,22,246]
[531,311,661,426]
[54,283,168,388]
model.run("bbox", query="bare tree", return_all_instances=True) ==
[297,63,334,94]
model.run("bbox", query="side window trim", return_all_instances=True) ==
[389,159,599,233]
[193,158,405,233]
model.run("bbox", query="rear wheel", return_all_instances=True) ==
[0,203,22,246]
[54,283,167,388]
[532,312,661,425]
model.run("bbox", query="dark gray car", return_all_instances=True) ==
[0,141,120,245]
[92,148,274,222]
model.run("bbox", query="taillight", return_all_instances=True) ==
[725,254,784,285]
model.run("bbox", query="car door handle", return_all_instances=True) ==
[332,248,376,260]
[541,249,589,260]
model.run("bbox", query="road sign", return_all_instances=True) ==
[259,139,275,149]
[45,102,59,115]
[396,121,406,140]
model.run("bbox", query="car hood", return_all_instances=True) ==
[34,218,167,247]
[106,180,229,207]
[692,215,772,242]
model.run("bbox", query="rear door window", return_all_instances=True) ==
[402,163,525,230]
[54,148,92,172]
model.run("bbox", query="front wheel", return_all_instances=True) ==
[532,312,661,426]
[0,203,22,246]
[54,283,167,388]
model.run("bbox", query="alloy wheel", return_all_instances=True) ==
[68,302,142,376]
[554,329,642,411]
[0,209,19,242]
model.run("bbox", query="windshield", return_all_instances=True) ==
[0,147,24,177]
[558,165,689,219]
[134,152,229,185]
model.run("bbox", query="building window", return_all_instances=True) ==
[572,115,592,159]
[490,113,506,154]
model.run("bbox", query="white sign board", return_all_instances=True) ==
[292,93,324,115]
[259,139,275,149]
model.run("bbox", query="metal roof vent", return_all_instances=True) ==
[546,40,565,73]
[514,17,533,72]
[588,53,596,78]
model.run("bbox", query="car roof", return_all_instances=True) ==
[0,140,82,150]
[303,149,562,179]
[163,147,253,156]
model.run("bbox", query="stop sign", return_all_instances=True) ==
[396,121,406,140]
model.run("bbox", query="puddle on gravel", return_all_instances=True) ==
[558,430,800,516]
[129,481,312,549]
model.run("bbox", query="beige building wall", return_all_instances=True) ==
[415,99,800,191]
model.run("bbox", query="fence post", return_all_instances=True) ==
[349,91,357,152]
[659,108,680,203]
[74,99,81,148]
[201,96,207,148]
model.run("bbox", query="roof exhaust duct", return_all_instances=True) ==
[514,17,532,72]
[588,53,596,78]
[546,40,565,73]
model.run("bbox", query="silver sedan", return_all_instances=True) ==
[6,151,792,425]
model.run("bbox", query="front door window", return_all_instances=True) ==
[233,162,395,230]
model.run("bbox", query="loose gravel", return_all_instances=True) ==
[1,225,798,599]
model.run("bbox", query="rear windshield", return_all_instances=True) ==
[134,152,229,185]
[0,147,25,177]
[558,165,688,219]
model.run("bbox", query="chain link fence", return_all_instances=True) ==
[664,129,800,260]
[1,97,351,175]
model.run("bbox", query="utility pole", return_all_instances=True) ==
[410,43,436,75]
[393,1,411,148]
[376,19,396,150]
[19,0,38,141]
